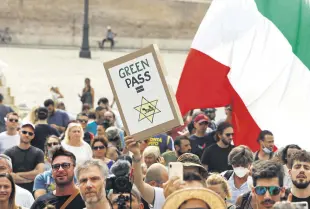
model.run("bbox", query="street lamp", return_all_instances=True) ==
[79,0,91,58]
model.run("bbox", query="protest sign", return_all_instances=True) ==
[103,44,183,141]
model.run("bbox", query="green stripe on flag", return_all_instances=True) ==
[255,0,310,69]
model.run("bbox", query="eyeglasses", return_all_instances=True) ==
[254,186,281,196]
[8,119,18,123]
[52,163,72,171]
[199,121,209,125]
[47,142,59,147]
[225,133,234,137]
[92,145,106,150]
[78,119,88,123]
[21,130,34,136]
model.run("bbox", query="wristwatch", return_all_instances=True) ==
[132,155,142,163]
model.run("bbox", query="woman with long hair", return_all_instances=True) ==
[79,78,94,108]
[0,173,22,209]
[61,123,92,165]
[91,136,114,169]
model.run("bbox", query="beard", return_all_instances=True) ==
[292,180,310,189]
[55,174,74,186]
[221,138,230,146]
[84,185,105,204]
[177,150,191,156]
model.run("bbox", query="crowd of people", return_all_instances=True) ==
[0,78,308,209]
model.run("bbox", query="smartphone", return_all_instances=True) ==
[168,162,183,181]
[291,202,308,209]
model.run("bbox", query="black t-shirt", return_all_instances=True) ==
[189,132,217,158]
[31,124,60,151]
[201,143,234,173]
[4,145,44,192]
[292,194,310,207]
[30,192,86,209]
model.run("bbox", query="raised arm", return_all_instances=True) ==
[125,136,156,205]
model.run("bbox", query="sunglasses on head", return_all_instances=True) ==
[78,119,88,123]
[52,162,72,171]
[199,121,209,125]
[47,142,59,147]
[92,145,106,150]
[225,133,234,137]
[254,186,281,196]
[21,130,34,136]
[8,119,18,123]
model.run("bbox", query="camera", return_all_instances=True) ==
[106,175,133,194]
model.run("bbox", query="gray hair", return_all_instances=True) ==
[228,145,254,167]
[75,159,109,181]
[108,185,142,203]
[0,154,12,169]
[143,146,160,159]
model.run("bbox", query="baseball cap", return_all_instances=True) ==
[194,114,209,124]
[37,107,48,119]
[21,122,35,131]
[177,153,208,177]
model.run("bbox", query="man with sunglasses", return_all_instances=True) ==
[201,122,234,173]
[189,114,211,158]
[287,150,310,206]
[251,160,285,209]
[77,113,94,145]
[4,122,45,193]
[0,112,20,153]
[31,146,86,209]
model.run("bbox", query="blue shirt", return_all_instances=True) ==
[33,169,77,193]
[47,110,69,130]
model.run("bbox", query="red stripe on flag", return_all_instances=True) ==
[176,49,261,151]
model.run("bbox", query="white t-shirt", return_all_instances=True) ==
[0,131,20,153]
[151,187,165,209]
[61,140,93,165]
[16,184,34,208]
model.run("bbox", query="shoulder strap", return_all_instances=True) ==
[240,192,251,209]
[224,170,234,180]
[60,188,80,209]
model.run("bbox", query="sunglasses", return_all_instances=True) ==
[47,142,59,147]
[21,130,34,136]
[78,119,88,123]
[225,133,234,137]
[92,145,106,150]
[199,121,209,125]
[254,186,281,196]
[8,119,18,123]
[52,162,72,171]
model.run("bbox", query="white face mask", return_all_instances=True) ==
[233,167,249,178]
[247,176,253,190]
[262,144,273,154]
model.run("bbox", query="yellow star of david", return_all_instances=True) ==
[134,97,161,123]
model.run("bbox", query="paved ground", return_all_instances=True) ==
[0,47,186,114]
[0,46,225,120]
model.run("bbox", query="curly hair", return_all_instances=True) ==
[287,150,310,169]
[252,160,284,187]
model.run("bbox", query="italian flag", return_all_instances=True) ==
[176,0,310,151]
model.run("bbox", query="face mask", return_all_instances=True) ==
[262,144,273,154]
[233,167,249,178]
[247,176,253,190]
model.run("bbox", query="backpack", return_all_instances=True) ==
[223,170,234,180]
[236,191,251,209]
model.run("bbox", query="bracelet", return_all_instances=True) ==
[132,155,142,163]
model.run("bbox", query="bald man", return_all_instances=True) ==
[145,163,168,188]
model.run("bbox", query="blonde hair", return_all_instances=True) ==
[63,123,84,144]
[143,146,160,159]
[206,173,232,199]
